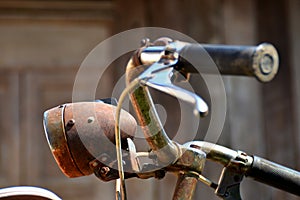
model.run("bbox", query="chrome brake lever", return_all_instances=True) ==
[137,51,208,117]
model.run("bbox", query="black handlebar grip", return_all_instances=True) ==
[245,156,300,196]
[178,43,279,82]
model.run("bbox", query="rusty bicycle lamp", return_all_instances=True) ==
[43,101,137,179]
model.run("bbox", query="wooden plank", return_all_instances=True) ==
[288,0,300,170]
[0,71,20,185]
[256,0,299,199]
[0,0,114,21]
[0,23,109,69]
[220,0,273,199]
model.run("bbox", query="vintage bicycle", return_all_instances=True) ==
[43,37,300,200]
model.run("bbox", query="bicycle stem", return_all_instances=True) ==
[125,50,207,200]
[125,52,181,165]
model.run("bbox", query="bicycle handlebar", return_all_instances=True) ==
[178,43,279,82]
[186,141,300,197]
[139,40,279,82]
[127,40,279,167]
[246,156,300,196]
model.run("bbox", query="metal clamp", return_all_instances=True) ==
[137,39,209,117]
[215,151,253,200]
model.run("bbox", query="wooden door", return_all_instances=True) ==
[0,1,116,199]
[0,72,20,186]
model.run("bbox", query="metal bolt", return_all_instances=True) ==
[100,167,110,176]
[67,119,75,126]
[66,119,75,131]
[91,161,98,168]
[87,117,94,123]
[141,38,150,47]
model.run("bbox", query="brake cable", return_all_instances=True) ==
[114,78,140,200]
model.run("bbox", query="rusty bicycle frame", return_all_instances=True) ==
[43,37,300,200]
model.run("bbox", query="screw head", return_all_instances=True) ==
[141,38,150,47]
[87,116,94,123]
[100,167,110,176]
[67,119,75,126]
[260,54,274,75]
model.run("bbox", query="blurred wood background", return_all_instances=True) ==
[0,0,299,199]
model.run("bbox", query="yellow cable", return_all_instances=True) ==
[114,78,140,200]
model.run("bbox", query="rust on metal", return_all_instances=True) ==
[125,48,180,165]
[43,101,137,178]
[43,104,83,177]
[173,174,198,200]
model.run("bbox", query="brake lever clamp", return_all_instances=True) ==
[137,39,209,117]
